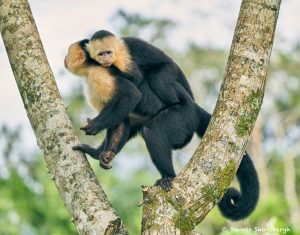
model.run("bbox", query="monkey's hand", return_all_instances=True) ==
[99,150,116,170]
[80,118,104,135]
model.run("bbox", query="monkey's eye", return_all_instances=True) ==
[98,51,112,56]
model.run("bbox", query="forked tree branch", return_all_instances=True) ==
[141,0,281,234]
[0,0,128,234]
[1,0,282,234]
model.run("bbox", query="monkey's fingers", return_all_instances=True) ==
[72,144,93,153]
[82,125,104,136]
[72,144,85,151]
[80,126,87,131]
[80,124,90,130]
[80,118,93,130]
[155,177,174,191]
[100,160,112,170]
[101,150,116,164]
[82,127,100,135]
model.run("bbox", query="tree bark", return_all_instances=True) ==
[141,0,281,234]
[0,1,128,234]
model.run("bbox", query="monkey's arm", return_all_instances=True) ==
[127,63,143,84]
[110,63,143,85]
[81,79,141,135]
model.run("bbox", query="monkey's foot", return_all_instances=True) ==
[155,177,174,191]
[102,150,116,163]
[99,150,116,170]
[72,144,99,160]
[80,118,104,136]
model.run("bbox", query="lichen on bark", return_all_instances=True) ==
[0,0,128,234]
[141,0,281,234]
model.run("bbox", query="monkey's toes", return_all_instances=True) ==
[155,177,174,191]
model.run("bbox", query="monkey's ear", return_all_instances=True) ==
[79,39,89,52]
[85,42,95,58]
[80,39,89,44]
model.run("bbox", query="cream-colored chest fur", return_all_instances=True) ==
[84,67,116,112]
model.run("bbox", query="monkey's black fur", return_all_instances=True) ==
[74,31,259,220]
[79,39,99,66]
[91,30,115,40]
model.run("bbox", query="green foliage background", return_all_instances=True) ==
[1,8,300,235]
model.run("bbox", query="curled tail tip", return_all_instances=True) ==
[195,106,260,220]
[218,154,260,221]
[218,186,259,221]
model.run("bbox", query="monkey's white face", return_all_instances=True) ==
[95,49,114,67]
[87,36,119,67]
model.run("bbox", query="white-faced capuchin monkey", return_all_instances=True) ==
[64,40,141,169]
[66,31,259,221]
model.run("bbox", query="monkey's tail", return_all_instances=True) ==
[196,106,260,220]
[218,153,259,220]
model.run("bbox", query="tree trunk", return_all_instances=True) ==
[1,0,282,233]
[0,1,128,234]
[141,0,281,234]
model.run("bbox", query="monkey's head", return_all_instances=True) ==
[64,40,89,75]
[86,30,119,68]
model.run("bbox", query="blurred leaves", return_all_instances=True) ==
[111,9,175,48]
[1,7,300,235]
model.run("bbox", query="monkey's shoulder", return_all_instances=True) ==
[122,37,171,66]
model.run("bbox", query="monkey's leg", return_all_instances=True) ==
[99,119,142,169]
[141,102,197,191]
[73,119,128,162]
[73,121,128,162]
[72,142,106,160]
[99,119,131,169]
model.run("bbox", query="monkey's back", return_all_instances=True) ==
[123,37,194,99]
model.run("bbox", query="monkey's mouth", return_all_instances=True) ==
[102,62,112,67]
